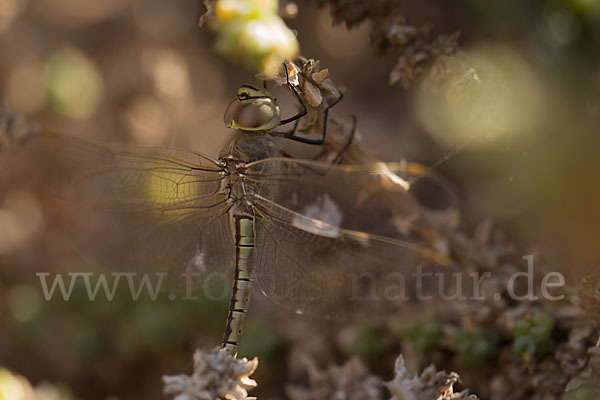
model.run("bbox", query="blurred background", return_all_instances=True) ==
[1,0,600,399]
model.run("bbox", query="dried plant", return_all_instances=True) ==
[318,0,462,88]
[286,356,384,399]
[162,347,258,400]
[2,2,598,399]
[284,354,479,400]
[385,355,478,400]
[576,273,600,321]
[265,58,374,165]
[564,338,600,397]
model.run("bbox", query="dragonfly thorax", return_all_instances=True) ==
[220,159,256,206]
[219,131,280,163]
[224,85,281,133]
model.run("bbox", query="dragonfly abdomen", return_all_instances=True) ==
[222,211,256,356]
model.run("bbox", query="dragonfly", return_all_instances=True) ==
[6,65,457,357]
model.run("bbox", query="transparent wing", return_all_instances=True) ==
[244,158,463,321]
[7,132,235,289]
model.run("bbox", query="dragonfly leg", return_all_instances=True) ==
[278,91,344,146]
[278,118,301,137]
[274,62,355,162]
[278,62,307,126]
[330,114,357,164]
[311,113,357,164]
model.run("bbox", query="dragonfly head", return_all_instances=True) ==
[224,85,281,133]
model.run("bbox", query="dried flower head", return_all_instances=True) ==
[263,58,368,165]
[319,0,399,29]
[385,355,478,400]
[266,58,339,107]
[162,347,258,400]
[286,356,383,400]
[564,336,600,398]
[576,273,600,320]
[319,0,461,88]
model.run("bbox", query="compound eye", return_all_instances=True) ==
[223,98,277,130]
[237,86,259,101]
[224,98,240,127]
